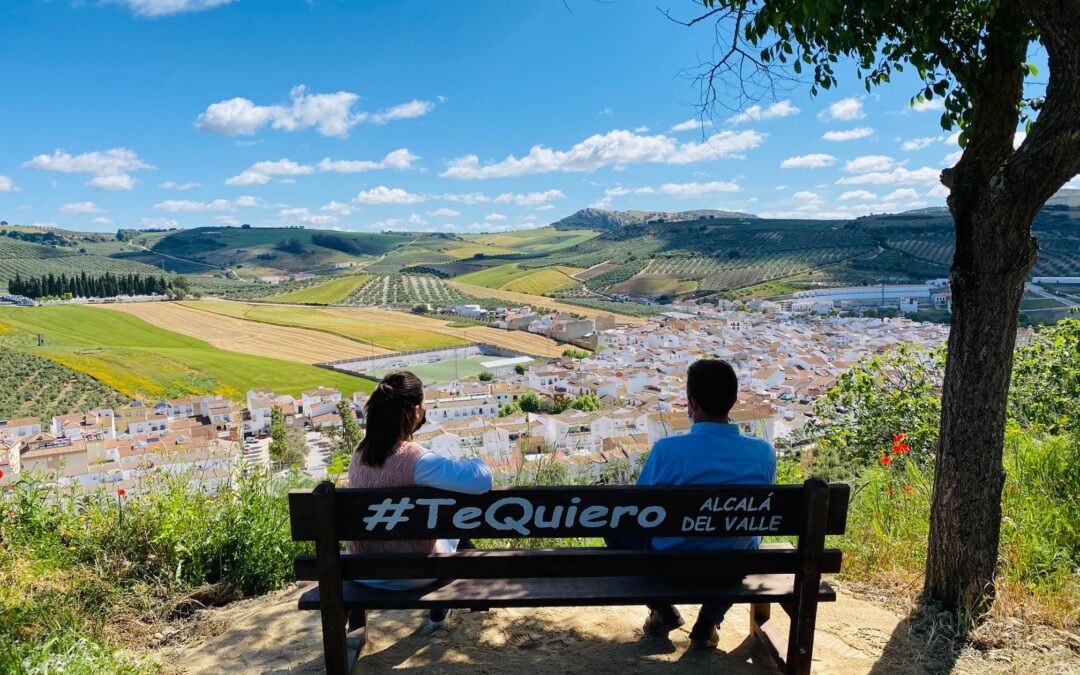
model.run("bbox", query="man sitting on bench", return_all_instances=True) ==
[610,358,777,649]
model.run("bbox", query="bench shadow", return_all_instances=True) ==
[867,607,964,675]
[353,607,779,673]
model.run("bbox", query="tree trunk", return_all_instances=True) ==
[924,207,1035,613]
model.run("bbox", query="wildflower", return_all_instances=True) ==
[79,516,87,522]
[904,485,915,494]
[880,455,892,465]
[892,433,905,442]
[69,546,76,552]
[118,488,126,496]
[896,443,910,453]
[886,488,895,496]
[0,469,4,479]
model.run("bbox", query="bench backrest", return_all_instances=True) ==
[289,479,849,580]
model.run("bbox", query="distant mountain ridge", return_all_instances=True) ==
[551,208,758,231]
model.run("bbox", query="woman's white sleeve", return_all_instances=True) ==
[412,452,493,494]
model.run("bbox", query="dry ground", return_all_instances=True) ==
[164,584,1079,674]
[325,307,567,358]
[99,302,386,364]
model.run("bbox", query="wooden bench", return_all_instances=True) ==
[289,478,849,675]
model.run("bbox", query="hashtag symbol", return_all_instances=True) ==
[363,497,415,531]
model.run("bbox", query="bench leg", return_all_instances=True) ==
[319,599,349,675]
[750,602,788,671]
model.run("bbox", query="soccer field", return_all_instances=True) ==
[369,356,500,384]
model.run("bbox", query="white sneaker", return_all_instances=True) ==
[423,608,452,633]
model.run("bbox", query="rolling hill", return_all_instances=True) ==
[550,207,757,231]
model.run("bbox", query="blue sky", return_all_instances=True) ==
[0,0,1063,233]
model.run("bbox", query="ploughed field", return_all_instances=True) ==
[101,302,385,363]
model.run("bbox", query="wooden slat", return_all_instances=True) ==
[293,545,843,581]
[752,610,790,671]
[297,575,836,611]
[289,483,850,541]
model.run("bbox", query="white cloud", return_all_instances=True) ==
[839,190,877,201]
[24,147,152,191]
[1013,131,1027,149]
[279,207,339,227]
[225,159,314,186]
[493,189,565,207]
[215,215,241,225]
[844,155,895,173]
[408,213,426,226]
[366,100,435,125]
[945,132,961,146]
[317,148,420,173]
[320,201,353,216]
[90,217,114,225]
[822,127,873,142]
[1063,175,1080,190]
[821,97,865,121]
[780,153,836,169]
[60,201,105,214]
[440,192,490,205]
[727,101,799,125]
[793,191,821,201]
[352,186,425,205]
[160,180,201,190]
[883,188,920,202]
[427,208,460,217]
[836,166,940,185]
[0,175,17,192]
[670,118,712,132]
[153,196,261,212]
[633,126,650,133]
[943,150,963,166]
[912,98,945,112]
[901,136,938,151]
[657,180,740,196]
[196,86,438,138]
[484,213,508,222]
[926,184,950,198]
[140,217,178,228]
[441,128,765,179]
[104,0,236,18]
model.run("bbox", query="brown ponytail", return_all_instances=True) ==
[356,371,424,468]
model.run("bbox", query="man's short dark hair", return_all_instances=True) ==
[687,359,738,416]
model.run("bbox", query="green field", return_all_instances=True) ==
[369,355,500,384]
[179,299,468,351]
[608,275,699,298]
[456,263,580,295]
[268,274,370,304]
[0,305,373,401]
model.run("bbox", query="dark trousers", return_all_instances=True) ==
[604,536,734,627]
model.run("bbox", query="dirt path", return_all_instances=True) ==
[164,584,1077,674]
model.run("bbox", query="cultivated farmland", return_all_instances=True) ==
[179,300,466,352]
[446,280,645,323]
[325,307,568,357]
[268,274,370,304]
[0,305,372,400]
[0,238,167,291]
[456,264,582,295]
[0,340,130,420]
[347,274,474,307]
[99,302,380,363]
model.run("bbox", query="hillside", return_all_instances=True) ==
[0,232,169,292]
[551,207,757,231]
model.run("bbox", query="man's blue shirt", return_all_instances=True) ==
[638,422,777,551]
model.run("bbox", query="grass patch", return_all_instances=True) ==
[502,267,581,295]
[268,275,370,304]
[180,299,467,352]
[0,305,371,400]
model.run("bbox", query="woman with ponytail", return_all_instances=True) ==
[348,370,492,633]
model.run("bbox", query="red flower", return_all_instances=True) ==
[0,469,4,479]
[892,433,906,442]
[118,488,126,496]
[880,455,892,465]
[886,488,895,496]
[904,485,915,494]
[897,443,911,453]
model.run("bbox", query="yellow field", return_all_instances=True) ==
[324,307,567,357]
[441,242,520,259]
[180,300,466,352]
[99,302,380,364]
[446,280,645,324]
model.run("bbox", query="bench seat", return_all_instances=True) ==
[298,574,837,611]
